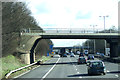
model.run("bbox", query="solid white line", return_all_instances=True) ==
[41,58,60,80]
[14,70,31,78]
[14,59,51,79]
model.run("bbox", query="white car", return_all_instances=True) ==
[70,53,75,57]
[53,55,60,58]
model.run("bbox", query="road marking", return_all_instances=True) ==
[76,69,77,71]
[79,76,82,78]
[14,70,31,78]
[107,70,110,72]
[32,65,41,70]
[115,75,118,77]
[77,72,80,74]
[41,58,60,80]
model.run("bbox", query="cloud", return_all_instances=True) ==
[76,11,92,19]
[25,0,118,47]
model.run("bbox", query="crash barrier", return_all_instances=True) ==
[5,59,43,79]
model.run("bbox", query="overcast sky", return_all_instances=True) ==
[25,0,119,47]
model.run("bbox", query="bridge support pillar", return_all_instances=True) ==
[69,49,72,53]
[30,50,35,64]
[107,39,119,58]
[60,48,65,57]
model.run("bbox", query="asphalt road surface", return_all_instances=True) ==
[15,55,120,80]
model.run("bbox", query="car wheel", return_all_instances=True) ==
[88,70,91,75]
[103,72,106,75]
[78,63,80,65]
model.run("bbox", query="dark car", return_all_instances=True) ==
[79,53,85,57]
[78,57,87,64]
[63,54,67,57]
[87,54,94,60]
[87,60,106,75]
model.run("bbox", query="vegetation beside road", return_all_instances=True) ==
[0,55,27,79]
[1,2,53,79]
[0,55,51,79]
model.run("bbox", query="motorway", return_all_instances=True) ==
[15,55,119,79]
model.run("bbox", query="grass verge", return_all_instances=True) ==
[1,55,51,79]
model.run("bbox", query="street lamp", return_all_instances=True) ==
[99,15,109,31]
[99,15,109,55]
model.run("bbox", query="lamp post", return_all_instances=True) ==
[99,15,109,55]
[99,15,109,31]
[90,25,97,54]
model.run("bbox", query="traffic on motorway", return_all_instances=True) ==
[54,50,107,76]
[18,50,119,79]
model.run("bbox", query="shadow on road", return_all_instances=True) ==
[68,73,101,77]
[107,71,120,74]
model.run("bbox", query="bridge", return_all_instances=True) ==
[21,28,120,64]
[22,28,119,39]
[53,46,91,49]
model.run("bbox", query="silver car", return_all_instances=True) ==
[87,60,106,75]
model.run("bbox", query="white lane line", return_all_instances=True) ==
[14,70,31,78]
[76,69,77,71]
[79,76,82,78]
[77,72,80,74]
[14,65,41,78]
[14,59,52,79]
[115,75,118,77]
[41,58,60,80]
[107,70,110,72]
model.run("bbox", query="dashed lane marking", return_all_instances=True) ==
[115,75,118,77]
[107,70,110,72]
[77,72,80,74]
[79,76,82,78]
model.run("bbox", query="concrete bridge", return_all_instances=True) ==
[21,28,120,64]
[53,46,91,49]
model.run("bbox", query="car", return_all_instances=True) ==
[78,57,87,64]
[53,54,60,58]
[79,53,85,57]
[87,54,94,60]
[76,51,80,55]
[66,52,70,55]
[70,53,75,57]
[99,53,104,57]
[84,50,88,56]
[63,54,67,57]
[87,60,106,75]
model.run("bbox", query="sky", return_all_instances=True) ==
[25,0,119,47]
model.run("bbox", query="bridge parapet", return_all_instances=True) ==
[21,28,119,34]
